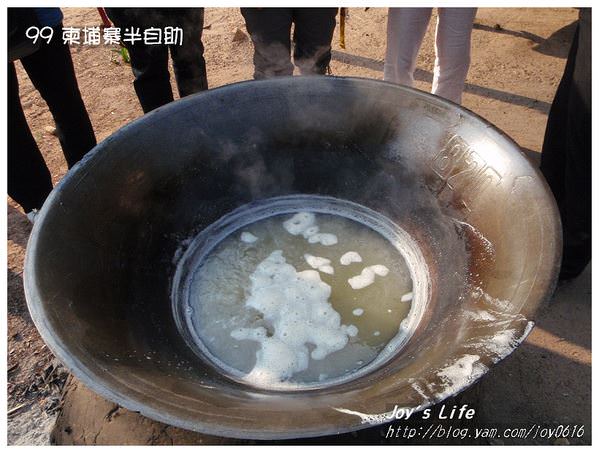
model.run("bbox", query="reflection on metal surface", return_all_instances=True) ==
[430,134,503,214]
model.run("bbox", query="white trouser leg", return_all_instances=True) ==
[432,8,477,104]
[384,8,433,87]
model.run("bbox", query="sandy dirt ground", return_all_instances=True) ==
[7,7,590,445]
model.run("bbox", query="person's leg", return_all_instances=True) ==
[539,26,578,203]
[168,8,208,97]
[383,8,432,86]
[130,44,173,113]
[432,8,477,104]
[106,8,173,113]
[542,9,591,280]
[7,62,53,212]
[241,8,294,79]
[19,24,97,168]
[292,8,338,75]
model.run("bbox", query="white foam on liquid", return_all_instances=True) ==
[352,308,364,316]
[307,233,338,246]
[304,254,335,275]
[371,265,390,277]
[304,254,330,269]
[283,212,338,246]
[348,264,390,290]
[401,291,413,302]
[240,231,258,243]
[302,225,319,238]
[340,251,363,265]
[283,212,316,236]
[230,250,358,386]
[345,325,359,336]
[319,265,335,275]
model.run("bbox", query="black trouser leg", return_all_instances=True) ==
[169,8,208,97]
[19,24,97,168]
[292,8,338,75]
[540,8,591,280]
[7,62,53,212]
[539,28,578,202]
[106,8,174,113]
[241,8,294,79]
[130,43,173,113]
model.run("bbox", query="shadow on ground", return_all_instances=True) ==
[472,20,578,59]
[331,50,552,113]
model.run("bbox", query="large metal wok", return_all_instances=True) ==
[24,77,561,439]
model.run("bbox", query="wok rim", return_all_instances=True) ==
[23,76,561,440]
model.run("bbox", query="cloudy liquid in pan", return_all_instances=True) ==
[186,210,415,389]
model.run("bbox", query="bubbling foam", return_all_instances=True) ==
[283,212,338,246]
[401,292,414,302]
[348,265,390,290]
[232,250,358,386]
[340,251,363,265]
[283,212,315,236]
[173,195,430,391]
[304,254,335,275]
[240,231,258,243]
[304,253,331,269]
